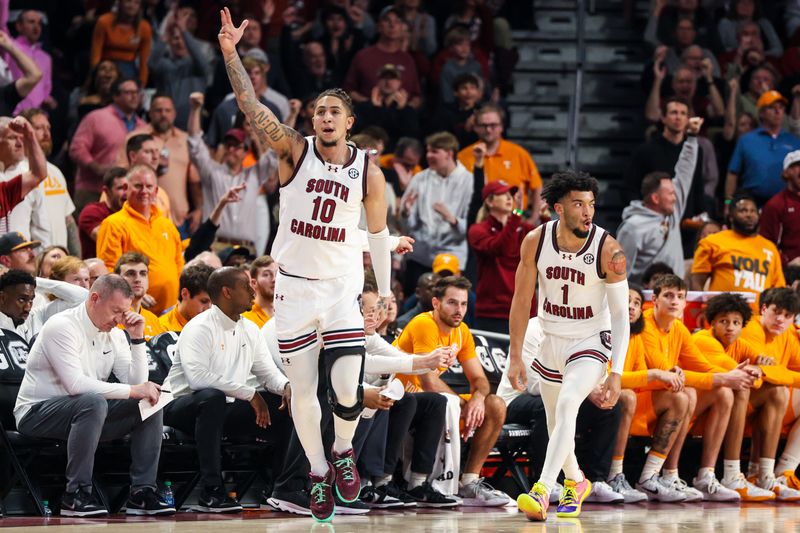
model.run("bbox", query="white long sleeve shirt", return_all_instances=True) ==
[14,303,147,423]
[166,305,288,402]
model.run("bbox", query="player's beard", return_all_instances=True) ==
[319,137,339,147]
[441,313,462,328]
[571,225,590,238]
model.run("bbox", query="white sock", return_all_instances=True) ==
[759,458,776,482]
[776,453,800,476]
[696,466,714,481]
[722,460,740,482]
[309,454,329,477]
[607,457,624,481]
[638,453,666,484]
[409,472,428,489]
[661,468,679,481]
[747,461,759,478]
[460,473,479,487]
[374,474,392,488]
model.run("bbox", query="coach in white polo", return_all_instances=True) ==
[14,274,173,517]
[163,266,291,513]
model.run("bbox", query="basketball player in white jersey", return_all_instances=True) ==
[508,170,630,521]
[219,9,397,522]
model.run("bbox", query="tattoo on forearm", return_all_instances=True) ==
[608,250,627,276]
[651,418,680,453]
[224,56,285,145]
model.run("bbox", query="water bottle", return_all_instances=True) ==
[42,500,52,518]
[163,481,175,507]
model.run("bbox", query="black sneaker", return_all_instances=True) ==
[360,484,404,509]
[407,482,459,508]
[61,488,108,517]
[264,489,311,515]
[126,487,176,515]
[334,494,370,515]
[384,482,417,508]
[196,487,243,513]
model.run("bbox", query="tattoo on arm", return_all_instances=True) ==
[224,56,286,147]
[651,418,680,453]
[608,250,627,276]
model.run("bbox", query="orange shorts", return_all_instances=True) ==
[630,391,657,437]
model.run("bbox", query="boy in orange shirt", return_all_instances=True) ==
[741,288,800,495]
[639,275,754,502]
[606,285,689,502]
[693,293,785,501]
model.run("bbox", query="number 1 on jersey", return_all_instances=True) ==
[311,196,336,223]
[561,284,568,305]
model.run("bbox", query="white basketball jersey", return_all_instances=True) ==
[271,136,367,279]
[535,220,611,337]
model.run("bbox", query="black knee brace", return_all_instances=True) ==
[324,346,365,421]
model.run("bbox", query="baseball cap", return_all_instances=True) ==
[482,180,519,201]
[217,246,252,265]
[785,150,800,171]
[432,253,460,276]
[756,90,788,109]
[243,47,269,65]
[223,128,246,145]
[378,6,402,20]
[378,63,401,79]
[0,232,40,256]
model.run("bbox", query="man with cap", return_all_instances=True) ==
[206,48,290,149]
[0,231,39,273]
[467,180,537,334]
[761,150,800,266]
[353,63,420,143]
[188,92,278,256]
[218,245,252,267]
[725,90,800,208]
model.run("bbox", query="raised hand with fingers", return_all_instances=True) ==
[218,7,248,56]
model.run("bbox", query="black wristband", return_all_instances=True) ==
[131,338,146,345]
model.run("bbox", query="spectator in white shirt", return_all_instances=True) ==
[13,274,174,517]
[20,109,79,254]
[163,266,291,513]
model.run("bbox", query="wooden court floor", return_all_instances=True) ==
[0,503,798,532]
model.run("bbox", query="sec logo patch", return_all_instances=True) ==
[348,168,359,179]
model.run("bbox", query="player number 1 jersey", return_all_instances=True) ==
[535,220,612,337]
[271,136,368,279]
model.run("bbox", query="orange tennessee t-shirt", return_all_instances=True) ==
[692,230,785,296]
[394,312,476,393]
[639,309,726,390]
[620,333,651,390]
[458,139,542,209]
[740,318,800,386]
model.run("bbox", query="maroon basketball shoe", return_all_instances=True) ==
[332,447,361,502]
[309,462,336,522]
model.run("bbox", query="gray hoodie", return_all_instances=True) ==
[616,136,698,284]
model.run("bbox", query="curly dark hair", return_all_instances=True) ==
[541,169,599,208]
[629,283,646,335]
[704,293,753,327]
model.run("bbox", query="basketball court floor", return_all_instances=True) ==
[0,503,796,532]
